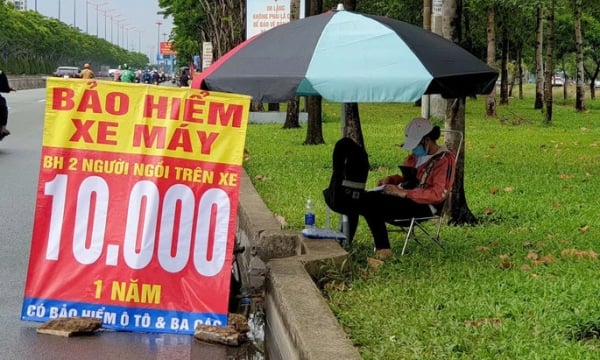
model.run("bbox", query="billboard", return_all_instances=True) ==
[22,78,251,334]
[160,41,177,56]
[246,0,305,39]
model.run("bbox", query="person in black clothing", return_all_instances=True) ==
[323,137,370,246]
[0,70,15,139]
[179,69,189,87]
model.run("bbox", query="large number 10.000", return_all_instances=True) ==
[43,174,229,277]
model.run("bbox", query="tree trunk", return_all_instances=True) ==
[340,0,362,146]
[198,0,245,58]
[284,97,301,128]
[499,22,509,105]
[342,103,364,147]
[304,96,324,145]
[486,4,496,117]
[574,0,586,112]
[442,0,476,225]
[543,0,555,124]
[534,6,544,110]
[517,47,524,99]
[562,60,567,100]
[283,0,301,129]
[429,0,446,119]
[304,0,324,143]
[421,0,432,118]
[445,98,476,225]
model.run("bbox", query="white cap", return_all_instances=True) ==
[336,3,345,11]
[401,118,433,150]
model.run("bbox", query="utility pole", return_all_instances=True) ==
[156,20,162,66]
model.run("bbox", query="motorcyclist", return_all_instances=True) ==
[120,64,137,83]
[113,65,122,81]
[141,69,152,84]
[80,63,95,79]
[179,68,189,87]
[0,69,15,140]
[152,69,160,85]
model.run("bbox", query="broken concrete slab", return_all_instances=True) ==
[36,317,103,337]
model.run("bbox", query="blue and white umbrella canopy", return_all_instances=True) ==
[194,10,498,103]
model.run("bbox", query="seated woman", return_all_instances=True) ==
[360,117,455,259]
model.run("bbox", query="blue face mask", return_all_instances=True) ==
[412,144,427,157]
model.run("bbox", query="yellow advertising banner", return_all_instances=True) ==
[43,78,250,164]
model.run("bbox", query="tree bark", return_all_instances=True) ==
[429,0,446,119]
[517,47,524,100]
[342,103,364,146]
[574,0,586,112]
[303,0,325,143]
[445,98,476,225]
[544,0,555,124]
[198,0,245,58]
[340,0,362,146]
[421,0,432,119]
[283,0,302,129]
[304,97,325,144]
[499,21,509,105]
[486,4,497,117]
[534,6,544,110]
[442,0,476,225]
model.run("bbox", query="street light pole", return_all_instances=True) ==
[73,0,76,28]
[137,29,143,53]
[58,0,61,21]
[127,26,136,51]
[111,15,124,44]
[156,20,162,66]
[115,18,126,47]
[102,9,116,40]
[95,2,109,37]
[120,23,129,48]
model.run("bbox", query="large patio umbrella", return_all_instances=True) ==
[192,9,498,103]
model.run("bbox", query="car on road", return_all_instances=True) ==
[552,76,564,87]
[53,66,81,78]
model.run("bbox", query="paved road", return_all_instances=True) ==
[0,87,256,360]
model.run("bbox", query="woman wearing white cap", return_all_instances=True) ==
[360,117,456,259]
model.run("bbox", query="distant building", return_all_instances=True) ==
[7,0,27,11]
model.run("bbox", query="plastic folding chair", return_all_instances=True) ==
[389,129,463,255]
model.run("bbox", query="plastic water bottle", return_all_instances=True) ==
[239,296,252,318]
[304,199,316,229]
[238,287,251,318]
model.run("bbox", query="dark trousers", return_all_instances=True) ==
[0,95,7,127]
[358,191,434,250]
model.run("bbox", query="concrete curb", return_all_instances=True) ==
[237,171,361,359]
[6,76,46,90]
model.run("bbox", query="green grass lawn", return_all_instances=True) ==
[243,87,600,359]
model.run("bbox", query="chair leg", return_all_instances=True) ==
[401,218,417,255]
[400,218,445,255]
[413,220,444,248]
